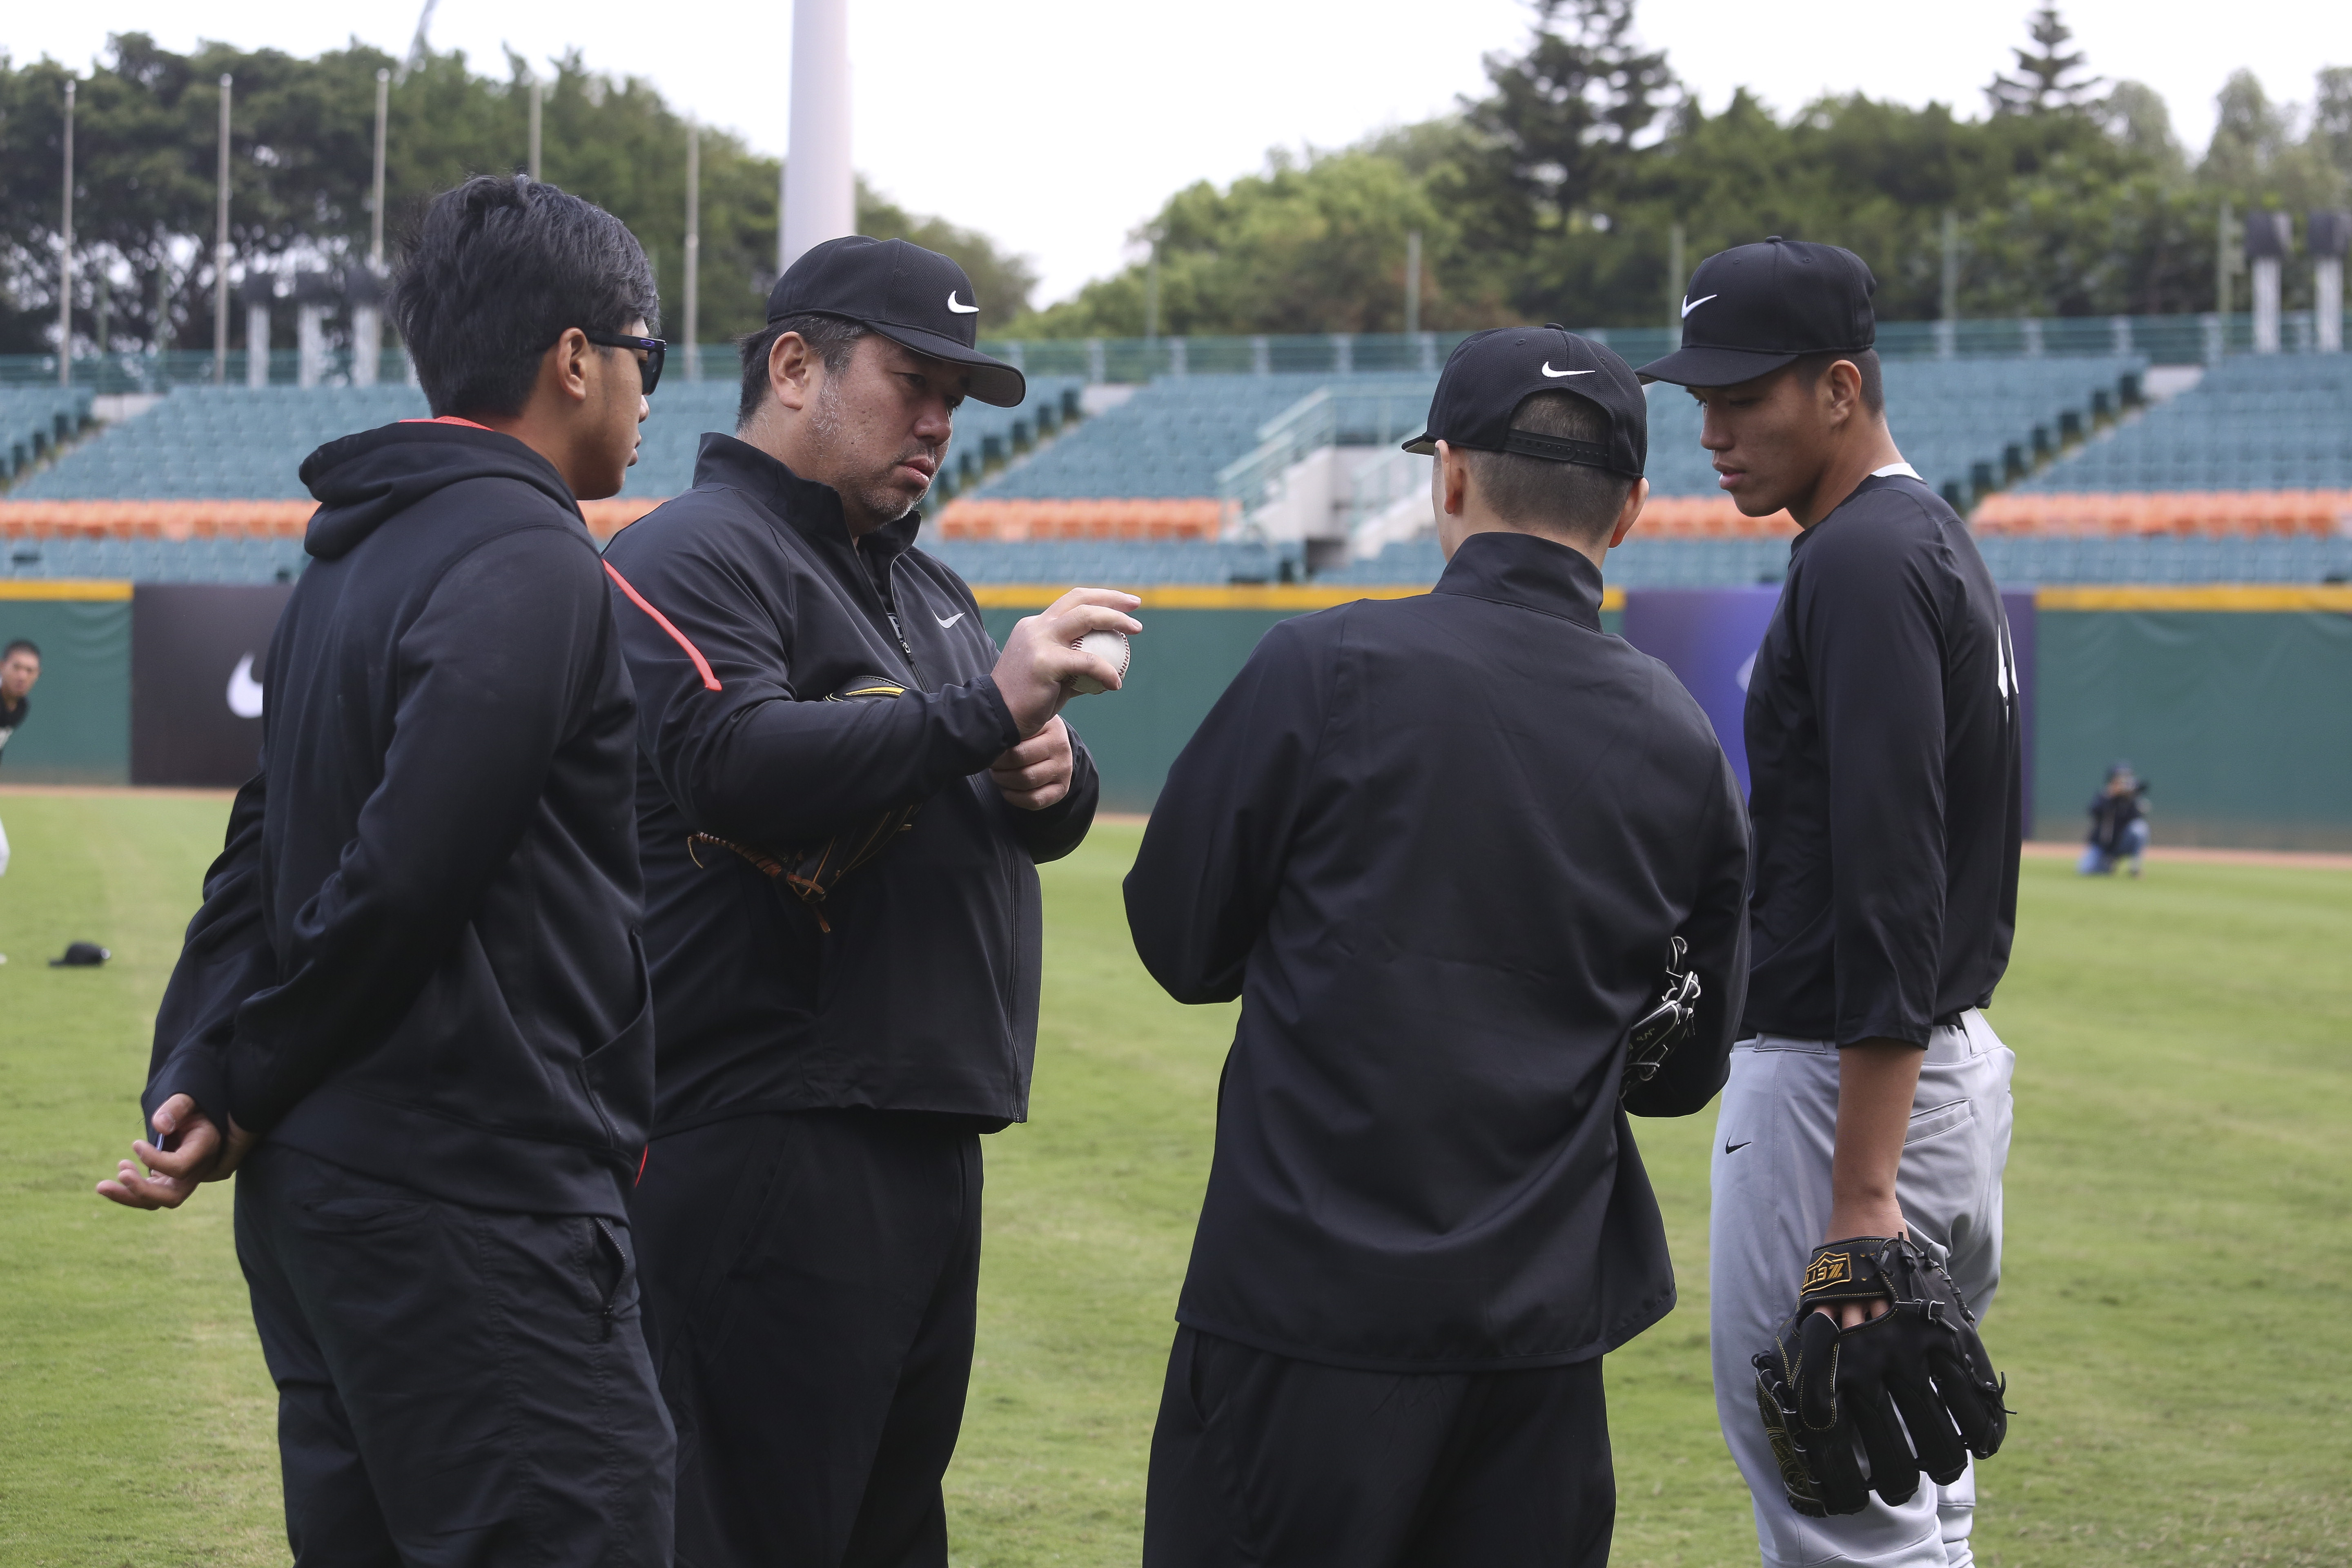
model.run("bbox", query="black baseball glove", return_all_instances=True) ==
[685,676,921,933]
[1752,1234,2008,1516]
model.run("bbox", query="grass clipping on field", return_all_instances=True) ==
[0,797,2345,1566]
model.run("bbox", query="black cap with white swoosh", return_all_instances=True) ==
[1636,236,1877,388]
[1402,324,1646,478]
[764,235,1027,407]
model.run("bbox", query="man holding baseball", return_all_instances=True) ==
[604,236,1136,1567]
[1125,327,1751,1566]
[1639,239,2021,1568]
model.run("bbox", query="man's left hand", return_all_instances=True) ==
[991,716,1073,811]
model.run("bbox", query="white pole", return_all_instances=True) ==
[215,75,233,383]
[684,117,701,380]
[782,0,853,269]
[371,69,390,268]
[2252,257,2281,354]
[59,79,75,385]
[354,67,390,387]
[2319,258,2344,354]
[529,77,543,182]
[1405,229,1421,338]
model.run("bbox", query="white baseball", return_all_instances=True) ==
[1067,628,1131,695]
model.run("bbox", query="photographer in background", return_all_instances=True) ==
[2080,762,2151,877]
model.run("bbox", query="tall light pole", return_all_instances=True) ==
[214,74,234,384]
[1404,229,1421,338]
[353,66,391,386]
[782,0,853,270]
[58,79,75,385]
[684,116,701,379]
[528,76,543,181]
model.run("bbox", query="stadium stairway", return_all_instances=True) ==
[2020,355,2352,495]
[1,387,95,481]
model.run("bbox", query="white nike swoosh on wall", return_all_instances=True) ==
[227,653,265,719]
[946,292,978,314]
[936,612,965,629]
[1681,294,1718,318]
[1541,363,1595,378]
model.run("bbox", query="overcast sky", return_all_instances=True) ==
[9,0,2343,303]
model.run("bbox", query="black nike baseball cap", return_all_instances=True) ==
[1403,325,1646,478]
[766,236,1027,408]
[1636,237,1877,388]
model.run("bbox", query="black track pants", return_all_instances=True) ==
[1143,1327,1614,1568]
[234,1143,675,1567]
[630,1110,984,1568]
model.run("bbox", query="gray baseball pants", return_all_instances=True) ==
[1709,1010,2015,1567]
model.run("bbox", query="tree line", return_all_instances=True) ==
[0,35,1039,355]
[4,5,2349,353]
[1017,3,2352,337]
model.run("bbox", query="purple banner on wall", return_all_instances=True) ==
[1620,585,2040,824]
[1619,586,1782,795]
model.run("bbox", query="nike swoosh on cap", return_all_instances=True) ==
[936,612,965,628]
[946,292,978,314]
[1681,293,1719,318]
[1540,363,1595,378]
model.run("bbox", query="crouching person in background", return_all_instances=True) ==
[98,174,675,1566]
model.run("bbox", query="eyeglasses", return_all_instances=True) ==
[581,331,666,395]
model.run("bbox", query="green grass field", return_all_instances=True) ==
[0,791,2345,1566]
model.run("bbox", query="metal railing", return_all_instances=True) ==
[1,310,2335,393]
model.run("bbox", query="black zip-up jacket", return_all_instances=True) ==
[141,420,651,1221]
[600,434,1098,1135]
[1742,473,2022,1047]
[1125,531,1751,1372]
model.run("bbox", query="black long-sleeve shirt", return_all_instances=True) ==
[1742,472,2022,1047]
[143,421,651,1219]
[602,434,1098,1134]
[1127,531,1751,1372]
[0,693,27,766]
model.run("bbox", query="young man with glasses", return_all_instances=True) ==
[100,175,676,1566]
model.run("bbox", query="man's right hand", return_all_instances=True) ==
[990,587,1142,737]
[96,1093,257,1210]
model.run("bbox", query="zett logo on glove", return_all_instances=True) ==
[1803,1252,1855,1293]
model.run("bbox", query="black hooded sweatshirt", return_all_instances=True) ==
[141,420,651,1220]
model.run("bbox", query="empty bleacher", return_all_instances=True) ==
[976,375,1364,501]
[2,387,94,481]
[1325,531,2352,589]
[13,374,1086,506]
[2021,356,2352,494]
[4,532,309,583]
[3,351,2343,589]
[16,386,429,500]
[927,539,1303,585]
[1642,357,2144,501]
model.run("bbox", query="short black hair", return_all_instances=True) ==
[391,174,658,419]
[1462,391,1636,544]
[1791,347,1885,416]
[2,639,38,661]
[737,313,869,428]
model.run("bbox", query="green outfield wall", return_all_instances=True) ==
[2032,590,2352,851]
[6,580,2347,850]
[0,584,132,784]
